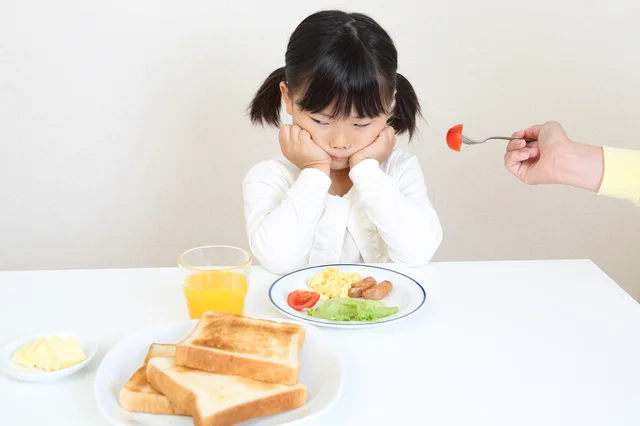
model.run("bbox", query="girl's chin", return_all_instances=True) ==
[330,159,350,170]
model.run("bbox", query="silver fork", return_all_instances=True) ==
[462,135,535,146]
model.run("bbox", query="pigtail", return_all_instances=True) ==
[388,73,422,140]
[248,67,286,127]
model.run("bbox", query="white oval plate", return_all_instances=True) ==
[269,264,426,329]
[94,317,344,426]
[0,331,98,382]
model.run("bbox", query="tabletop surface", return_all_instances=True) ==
[1,259,639,426]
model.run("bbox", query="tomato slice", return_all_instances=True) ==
[287,290,320,311]
[446,124,463,152]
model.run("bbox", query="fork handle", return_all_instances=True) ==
[489,136,536,142]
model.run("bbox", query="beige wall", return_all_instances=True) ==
[1,0,639,300]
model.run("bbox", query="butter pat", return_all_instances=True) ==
[31,340,57,371]
[11,343,36,367]
[48,338,86,370]
[25,338,44,361]
[11,335,86,371]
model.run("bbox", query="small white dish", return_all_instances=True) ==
[0,331,98,382]
[94,317,344,426]
[269,263,427,329]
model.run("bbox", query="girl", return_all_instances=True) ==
[243,10,443,275]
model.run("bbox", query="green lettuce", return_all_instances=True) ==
[305,297,399,322]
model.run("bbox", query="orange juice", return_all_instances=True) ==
[182,270,248,318]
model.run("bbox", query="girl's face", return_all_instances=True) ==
[281,83,390,171]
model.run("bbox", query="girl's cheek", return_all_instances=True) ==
[352,131,377,150]
[309,133,326,147]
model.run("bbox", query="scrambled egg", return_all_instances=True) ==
[308,267,362,299]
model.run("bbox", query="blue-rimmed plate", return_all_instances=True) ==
[268,264,426,328]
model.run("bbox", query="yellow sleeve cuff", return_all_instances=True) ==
[597,146,640,206]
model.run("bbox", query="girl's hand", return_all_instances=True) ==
[349,126,396,168]
[279,125,331,175]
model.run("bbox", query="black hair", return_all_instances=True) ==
[248,10,422,139]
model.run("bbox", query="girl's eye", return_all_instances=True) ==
[312,118,329,126]
[354,123,372,128]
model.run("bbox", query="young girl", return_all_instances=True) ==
[243,10,442,275]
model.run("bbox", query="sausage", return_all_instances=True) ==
[348,277,377,298]
[362,280,393,300]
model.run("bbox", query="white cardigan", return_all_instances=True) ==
[242,149,443,275]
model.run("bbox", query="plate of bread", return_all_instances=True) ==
[94,311,343,426]
[269,264,426,329]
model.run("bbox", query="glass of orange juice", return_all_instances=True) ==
[178,245,252,319]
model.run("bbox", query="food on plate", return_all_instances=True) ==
[118,343,189,415]
[305,298,399,322]
[348,276,394,300]
[284,268,398,322]
[308,267,362,299]
[147,357,307,426]
[11,339,43,368]
[287,289,320,311]
[347,276,377,298]
[446,123,463,151]
[119,311,308,424]
[362,280,393,300]
[143,343,176,365]
[175,310,306,385]
[11,334,86,371]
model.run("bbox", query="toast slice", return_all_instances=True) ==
[175,311,306,385]
[147,357,307,426]
[118,343,190,416]
[143,343,176,365]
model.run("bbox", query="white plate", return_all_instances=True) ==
[0,332,98,382]
[269,263,426,328]
[94,317,344,426]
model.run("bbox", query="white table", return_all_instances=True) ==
[1,260,640,426]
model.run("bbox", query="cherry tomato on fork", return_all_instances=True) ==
[446,124,463,152]
[287,290,321,311]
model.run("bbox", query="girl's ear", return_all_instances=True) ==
[280,82,294,115]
